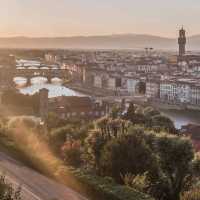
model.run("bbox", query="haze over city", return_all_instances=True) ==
[1,0,200,38]
[1,1,200,200]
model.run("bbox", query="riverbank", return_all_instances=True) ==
[64,83,115,97]
[16,80,200,130]
[161,109,200,129]
[148,99,200,111]
[147,100,200,128]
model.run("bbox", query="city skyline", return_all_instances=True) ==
[1,0,200,38]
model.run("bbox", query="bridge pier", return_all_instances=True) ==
[47,76,52,84]
[26,77,31,86]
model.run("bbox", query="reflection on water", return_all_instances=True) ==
[14,60,82,98]
[161,109,200,129]
[14,77,84,98]
[14,77,27,86]
[20,84,84,98]
[14,72,200,128]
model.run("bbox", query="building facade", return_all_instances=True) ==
[146,80,160,99]
[191,84,200,105]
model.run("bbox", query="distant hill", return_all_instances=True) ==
[0,34,199,50]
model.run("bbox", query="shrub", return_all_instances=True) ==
[0,175,21,200]
[181,188,200,200]
[61,140,82,167]
[99,133,157,182]
[71,168,154,200]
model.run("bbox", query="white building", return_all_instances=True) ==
[191,84,200,105]
[160,81,177,102]
[126,79,139,95]
[176,82,191,103]
[160,79,194,104]
[137,65,158,73]
[146,80,160,99]
[108,77,116,90]
[94,75,102,88]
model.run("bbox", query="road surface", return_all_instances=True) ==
[0,152,88,200]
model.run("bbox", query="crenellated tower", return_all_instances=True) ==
[178,27,186,57]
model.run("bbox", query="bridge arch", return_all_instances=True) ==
[0,66,70,88]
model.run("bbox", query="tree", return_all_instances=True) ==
[83,130,108,173]
[118,128,197,200]
[125,103,136,120]
[110,106,121,119]
[0,175,21,200]
[151,135,195,200]
[45,112,66,131]
[143,107,160,119]
[124,103,146,125]
[100,133,157,183]
[49,125,74,153]
[61,140,82,167]
[151,115,176,134]
[109,118,122,138]
[97,117,130,139]
[121,172,150,193]
[96,117,111,138]
[181,187,200,200]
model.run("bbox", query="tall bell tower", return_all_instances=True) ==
[178,27,186,57]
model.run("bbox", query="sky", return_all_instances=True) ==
[0,0,200,38]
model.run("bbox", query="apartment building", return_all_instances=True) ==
[146,79,160,99]
[191,84,200,105]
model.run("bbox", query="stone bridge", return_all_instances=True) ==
[14,68,70,84]
[0,66,70,88]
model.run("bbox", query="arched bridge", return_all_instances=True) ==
[0,66,70,88]
[14,68,70,84]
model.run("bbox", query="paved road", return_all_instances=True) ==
[0,152,88,200]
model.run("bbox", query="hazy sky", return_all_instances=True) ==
[0,0,199,38]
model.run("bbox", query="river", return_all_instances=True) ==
[14,77,200,129]
[161,109,200,129]
[14,78,200,129]
[14,77,84,98]
[15,59,200,129]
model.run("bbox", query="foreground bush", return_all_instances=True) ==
[84,125,197,200]
[100,133,157,182]
[181,188,200,200]
[0,175,21,200]
[69,168,154,200]
[61,140,82,167]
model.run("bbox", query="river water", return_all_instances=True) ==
[161,109,200,129]
[13,77,200,129]
[14,77,84,98]
[15,59,84,98]
[14,59,200,129]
